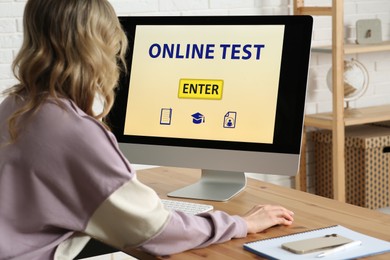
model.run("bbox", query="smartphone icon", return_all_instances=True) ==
[160,108,172,125]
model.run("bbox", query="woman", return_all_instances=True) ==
[0,0,294,259]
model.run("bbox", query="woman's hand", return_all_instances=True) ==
[241,205,294,234]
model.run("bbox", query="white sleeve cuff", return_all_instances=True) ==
[84,176,170,250]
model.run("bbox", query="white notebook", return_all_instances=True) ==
[243,225,390,260]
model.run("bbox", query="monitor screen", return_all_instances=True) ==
[108,15,312,201]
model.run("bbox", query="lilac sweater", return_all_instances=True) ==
[0,96,246,260]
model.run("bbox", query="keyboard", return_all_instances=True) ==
[161,199,214,215]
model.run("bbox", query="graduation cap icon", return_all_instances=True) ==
[191,112,205,124]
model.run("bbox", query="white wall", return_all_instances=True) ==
[1,0,390,191]
[0,0,290,98]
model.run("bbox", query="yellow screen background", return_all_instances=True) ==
[124,25,285,144]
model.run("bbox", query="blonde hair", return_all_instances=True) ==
[6,0,128,142]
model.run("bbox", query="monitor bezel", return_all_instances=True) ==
[108,15,312,156]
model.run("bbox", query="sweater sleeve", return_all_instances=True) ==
[83,175,247,256]
[140,210,247,256]
[83,176,171,248]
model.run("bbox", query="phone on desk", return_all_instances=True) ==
[281,234,354,254]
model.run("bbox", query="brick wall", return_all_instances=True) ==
[0,0,289,97]
[1,0,390,190]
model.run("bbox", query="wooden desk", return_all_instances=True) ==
[132,167,390,259]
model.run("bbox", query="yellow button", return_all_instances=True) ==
[178,79,223,100]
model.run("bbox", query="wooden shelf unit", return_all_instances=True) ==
[312,41,390,54]
[293,0,390,202]
[305,105,390,129]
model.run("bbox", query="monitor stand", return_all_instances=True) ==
[167,169,247,201]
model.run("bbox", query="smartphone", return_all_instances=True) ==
[281,234,354,254]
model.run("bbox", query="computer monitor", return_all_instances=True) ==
[107,15,312,201]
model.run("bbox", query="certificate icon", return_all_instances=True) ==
[160,108,172,125]
[223,111,237,128]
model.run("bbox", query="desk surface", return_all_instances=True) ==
[132,167,390,259]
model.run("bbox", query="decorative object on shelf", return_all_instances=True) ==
[356,19,382,44]
[326,58,369,109]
